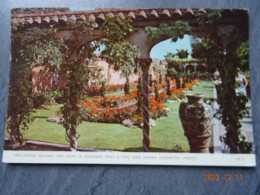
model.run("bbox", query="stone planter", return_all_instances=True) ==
[179,94,213,153]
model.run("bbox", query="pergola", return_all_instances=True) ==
[182,62,206,72]
[11,8,248,151]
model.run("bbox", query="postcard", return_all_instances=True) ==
[2,8,255,166]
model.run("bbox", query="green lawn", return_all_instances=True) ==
[190,81,214,100]
[5,81,214,152]
[105,90,125,97]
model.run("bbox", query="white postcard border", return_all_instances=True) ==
[2,150,256,167]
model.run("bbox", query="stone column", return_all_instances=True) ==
[136,58,152,152]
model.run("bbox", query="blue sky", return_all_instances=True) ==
[150,35,192,60]
[70,8,192,60]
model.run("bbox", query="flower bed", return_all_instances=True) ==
[184,83,193,91]
[158,91,167,103]
[79,78,202,126]
[183,78,201,91]
[149,96,167,119]
[168,86,185,100]
[81,93,167,126]
[81,102,134,123]
[191,78,201,85]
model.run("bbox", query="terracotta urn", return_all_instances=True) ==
[179,94,213,153]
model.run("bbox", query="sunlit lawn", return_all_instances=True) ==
[5,81,214,152]
[190,81,214,100]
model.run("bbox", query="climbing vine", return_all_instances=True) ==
[7,22,64,145]
[145,21,191,42]
[196,10,252,153]
[100,16,141,95]
[236,40,249,71]
[9,13,99,150]
[216,42,252,153]
[196,9,221,26]
[59,20,99,150]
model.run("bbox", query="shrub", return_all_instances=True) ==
[33,91,62,108]
[33,93,46,108]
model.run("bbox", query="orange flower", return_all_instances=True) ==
[149,86,155,92]
[159,104,164,109]
[157,84,163,90]
[81,100,89,109]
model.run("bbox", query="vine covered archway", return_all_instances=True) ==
[8,8,249,153]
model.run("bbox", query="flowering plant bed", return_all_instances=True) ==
[81,93,168,126]
[168,86,186,100]
[80,78,201,125]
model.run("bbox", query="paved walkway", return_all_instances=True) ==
[212,88,254,153]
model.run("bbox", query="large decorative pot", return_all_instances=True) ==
[179,94,213,153]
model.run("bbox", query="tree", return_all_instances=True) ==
[101,16,140,95]
[191,37,225,73]
[176,49,189,59]
[85,65,105,96]
[165,52,176,61]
